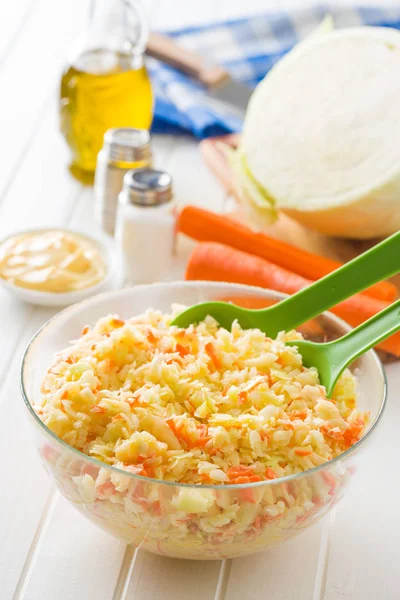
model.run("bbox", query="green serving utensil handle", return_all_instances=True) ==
[267,231,400,333]
[326,298,400,376]
[288,298,400,397]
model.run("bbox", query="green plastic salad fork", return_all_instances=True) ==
[284,299,400,396]
[172,231,400,396]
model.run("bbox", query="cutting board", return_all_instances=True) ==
[200,134,400,290]
[199,134,400,363]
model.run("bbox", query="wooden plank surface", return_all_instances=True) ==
[123,552,223,600]
[323,362,400,600]
[0,0,90,205]
[0,1,398,599]
[225,523,326,600]
[18,497,127,600]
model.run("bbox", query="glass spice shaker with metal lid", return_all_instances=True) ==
[115,168,176,286]
[94,127,152,236]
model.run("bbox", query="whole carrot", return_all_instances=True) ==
[179,206,397,302]
[185,242,400,356]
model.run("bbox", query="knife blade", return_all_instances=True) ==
[146,32,252,116]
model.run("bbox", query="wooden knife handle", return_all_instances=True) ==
[146,32,230,89]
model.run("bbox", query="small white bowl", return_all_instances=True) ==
[0,228,120,307]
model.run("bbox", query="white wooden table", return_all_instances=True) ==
[1,1,399,598]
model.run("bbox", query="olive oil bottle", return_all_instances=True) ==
[59,1,153,180]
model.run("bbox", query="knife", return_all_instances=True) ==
[146,32,252,116]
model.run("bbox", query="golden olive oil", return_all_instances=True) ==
[60,49,153,177]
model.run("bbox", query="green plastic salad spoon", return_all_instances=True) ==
[286,299,400,396]
[172,231,400,335]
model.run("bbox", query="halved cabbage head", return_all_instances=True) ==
[234,25,400,239]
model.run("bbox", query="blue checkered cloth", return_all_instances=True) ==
[149,4,400,139]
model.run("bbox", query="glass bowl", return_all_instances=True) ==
[20,282,387,560]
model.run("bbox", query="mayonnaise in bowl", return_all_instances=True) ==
[0,229,117,306]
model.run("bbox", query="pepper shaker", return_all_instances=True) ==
[115,168,176,286]
[94,128,152,236]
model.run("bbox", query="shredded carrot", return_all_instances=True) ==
[238,376,267,405]
[197,424,209,437]
[239,488,257,503]
[321,425,345,442]
[174,330,186,341]
[204,342,221,369]
[144,464,155,478]
[289,410,308,421]
[91,405,107,414]
[234,475,262,484]
[185,399,196,413]
[175,424,192,446]
[175,343,190,357]
[81,325,90,335]
[227,465,253,476]
[81,464,99,478]
[146,329,157,343]
[312,495,324,507]
[131,482,145,499]
[97,481,115,497]
[244,376,266,392]
[128,465,147,477]
[343,418,365,448]
[227,465,259,482]
[322,471,337,494]
[127,397,142,408]
[192,436,211,448]
[41,444,58,462]
[282,422,295,431]
[265,467,277,479]
[166,418,210,448]
[164,357,181,366]
[294,447,312,456]
[165,417,179,437]
[238,391,248,405]
[111,318,125,328]
[151,501,162,516]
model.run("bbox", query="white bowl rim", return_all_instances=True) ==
[0,227,116,302]
[20,280,388,490]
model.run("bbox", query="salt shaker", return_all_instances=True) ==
[94,128,152,236]
[115,168,176,285]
